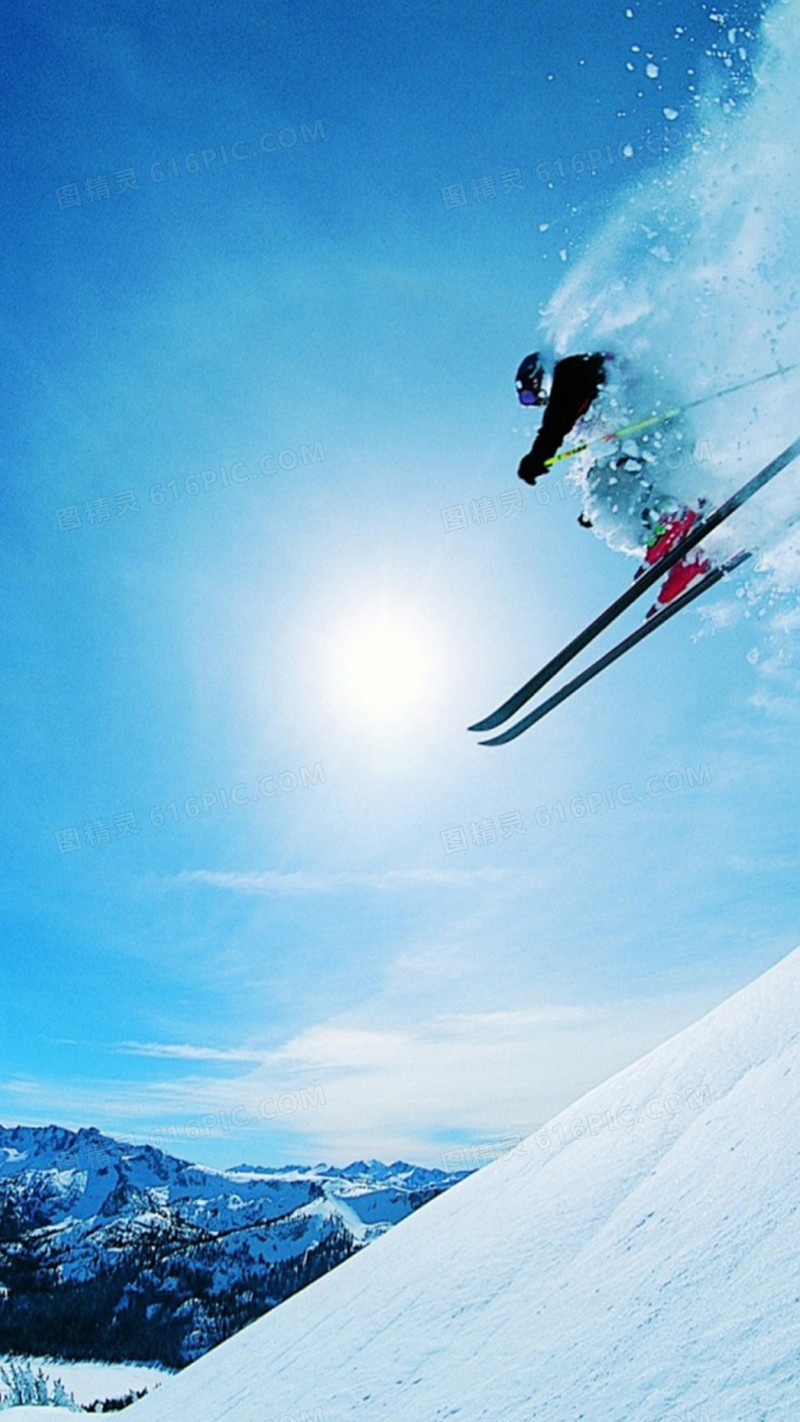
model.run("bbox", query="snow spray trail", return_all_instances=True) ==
[544,0,800,618]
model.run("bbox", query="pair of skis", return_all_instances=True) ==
[470,434,800,745]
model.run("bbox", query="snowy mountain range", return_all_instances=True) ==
[124,947,800,1422]
[0,1128,465,1368]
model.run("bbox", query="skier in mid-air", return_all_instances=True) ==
[514,349,712,611]
[468,360,800,742]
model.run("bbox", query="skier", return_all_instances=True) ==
[515,351,607,486]
[515,350,712,611]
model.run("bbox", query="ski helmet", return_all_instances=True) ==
[515,352,546,406]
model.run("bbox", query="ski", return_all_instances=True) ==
[478,551,751,745]
[469,434,800,734]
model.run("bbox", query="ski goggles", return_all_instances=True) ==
[515,355,546,406]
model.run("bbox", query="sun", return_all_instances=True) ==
[328,608,438,725]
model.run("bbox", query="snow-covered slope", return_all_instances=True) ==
[130,947,800,1422]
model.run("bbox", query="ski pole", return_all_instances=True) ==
[544,362,799,469]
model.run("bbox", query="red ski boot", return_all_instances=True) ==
[635,498,713,616]
[645,551,712,619]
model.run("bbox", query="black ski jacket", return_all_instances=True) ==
[518,353,606,485]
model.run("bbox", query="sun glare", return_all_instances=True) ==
[329,610,437,725]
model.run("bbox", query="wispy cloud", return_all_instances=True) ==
[113,1042,263,1062]
[171,867,518,895]
[728,852,800,873]
[747,686,800,720]
[0,984,718,1165]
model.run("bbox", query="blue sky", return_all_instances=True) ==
[5,0,799,1169]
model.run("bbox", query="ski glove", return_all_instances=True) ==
[518,452,543,486]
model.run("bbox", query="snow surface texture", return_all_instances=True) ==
[0,1411,76,1418]
[127,946,800,1422]
[545,0,800,626]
